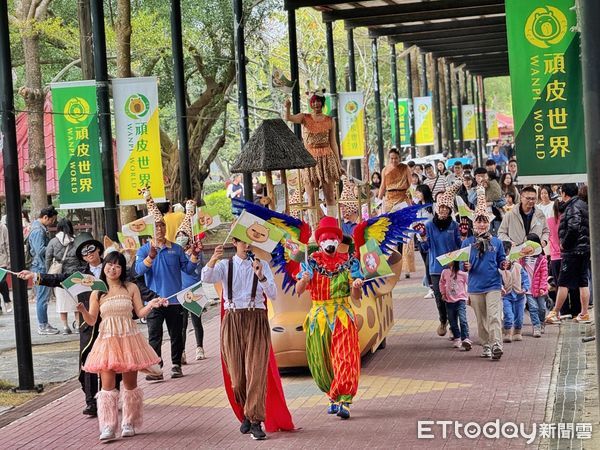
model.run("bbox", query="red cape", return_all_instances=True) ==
[220,299,295,432]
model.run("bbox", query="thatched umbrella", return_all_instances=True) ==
[230,119,316,211]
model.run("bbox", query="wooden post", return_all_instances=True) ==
[265,171,275,210]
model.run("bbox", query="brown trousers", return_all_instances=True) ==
[221,309,270,423]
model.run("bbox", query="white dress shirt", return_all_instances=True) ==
[201,255,277,310]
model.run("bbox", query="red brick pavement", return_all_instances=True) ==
[0,261,559,449]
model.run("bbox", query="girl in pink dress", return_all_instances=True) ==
[77,251,166,441]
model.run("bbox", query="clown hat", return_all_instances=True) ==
[436,178,463,212]
[176,199,196,238]
[315,216,343,242]
[474,186,495,221]
[140,187,164,223]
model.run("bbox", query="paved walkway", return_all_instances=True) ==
[0,261,580,448]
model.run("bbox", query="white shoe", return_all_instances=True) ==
[424,289,435,299]
[100,426,115,440]
[196,347,205,360]
[121,424,135,437]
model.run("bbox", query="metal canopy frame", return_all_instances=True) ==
[285,0,509,77]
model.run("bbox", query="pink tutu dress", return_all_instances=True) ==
[83,294,160,373]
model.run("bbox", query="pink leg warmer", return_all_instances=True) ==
[96,389,119,433]
[121,387,144,429]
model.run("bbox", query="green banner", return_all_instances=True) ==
[389,98,412,147]
[452,106,459,142]
[506,0,586,183]
[50,81,104,208]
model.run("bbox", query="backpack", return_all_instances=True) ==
[24,234,33,268]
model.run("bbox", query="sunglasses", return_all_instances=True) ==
[80,244,97,256]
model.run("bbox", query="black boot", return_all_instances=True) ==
[83,402,97,417]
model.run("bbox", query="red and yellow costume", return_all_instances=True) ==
[298,217,363,414]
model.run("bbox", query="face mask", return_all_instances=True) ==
[176,235,189,248]
[320,239,339,254]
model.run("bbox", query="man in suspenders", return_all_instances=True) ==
[201,238,277,440]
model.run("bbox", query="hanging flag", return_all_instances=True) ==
[284,237,307,263]
[359,238,394,281]
[271,66,295,93]
[193,207,221,236]
[50,81,104,209]
[113,77,166,205]
[389,98,412,147]
[487,110,500,140]
[173,281,209,316]
[436,247,471,266]
[461,105,477,141]
[506,0,586,184]
[452,106,460,142]
[121,214,155,238]
[338,92,366,160]
[414,96,434,146]
[508,240,543,261]
[61,271,108,297]
[229,210,285,253]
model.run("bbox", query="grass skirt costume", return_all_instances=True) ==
[83,294,160,373]
[299,251,362,403]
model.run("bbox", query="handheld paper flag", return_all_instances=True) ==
[284,237,307,263]
[121,214,155,238]
[508,240,542,261]
[61,271,108,297]
[360,238,394,280]
[271,66,295,93]
[175,281,209,317]
[230,210,285,253]
[436,247,471,266]
[0,268,8,283]
[455,196,474,220]
[193,207,221,235]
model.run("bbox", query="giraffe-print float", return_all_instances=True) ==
[266,250,402,368]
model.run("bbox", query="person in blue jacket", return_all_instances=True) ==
[462,187,507,361]
[418,180,463,337]
[135,189,200,380]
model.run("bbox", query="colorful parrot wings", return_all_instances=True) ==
[231,198,311,293]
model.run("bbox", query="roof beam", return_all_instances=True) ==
[368,16,506,35]
[344,7,505,28]
[323,0,504,21]
[393,32,506,47]
[412,38,507,53]
[432,48,508,58]
[284,0,350,11]
[385,24,506,42]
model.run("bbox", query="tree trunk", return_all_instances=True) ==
[78,0,104,239]
[115,0,137,225]
[18,2,48,218]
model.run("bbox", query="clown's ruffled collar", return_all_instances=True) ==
[311,251,352,274]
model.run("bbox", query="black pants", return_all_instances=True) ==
[430,274,448,324]
[182,309,204,348]
[0,276,11,306]
[147,305,184,367]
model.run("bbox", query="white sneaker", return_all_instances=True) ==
[195,347,205,360]
[100,426,115,440]
[121,424,135,437]
[452,338,462,348]
[424,289,434,299]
